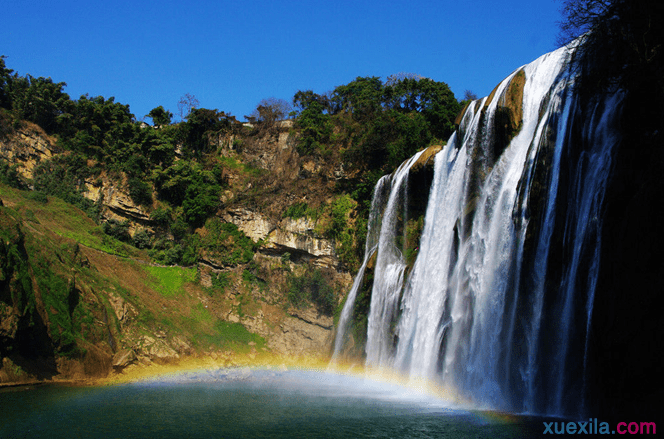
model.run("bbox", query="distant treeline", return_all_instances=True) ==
[1,56,464,211]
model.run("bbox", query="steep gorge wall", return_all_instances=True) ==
[0,123,354,383]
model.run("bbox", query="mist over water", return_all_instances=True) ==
[0,369,547,438]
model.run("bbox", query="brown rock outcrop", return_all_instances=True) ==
[0,125,58,180]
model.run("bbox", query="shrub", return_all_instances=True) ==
[0,161,26,189]
[149,207,171,227]
[27,191,49,204]
[32,156,99,219]
[128,177,152,207]
[287,269,336,315]
[211,272,231,293]
[102,219,131,242]
[132,229,151,249]
[282,201,318,220]
[328,194,355,238]
[200,218,256,266]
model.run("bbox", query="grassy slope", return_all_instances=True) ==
[0,184,269,381]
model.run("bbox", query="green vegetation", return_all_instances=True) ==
[199,218,257,266]
[0,57,248,266]
[0,184,139,257]
[32,154,100,220]
[210,271,231,294]
[214,321,264,346]
[0,55,466,277]
[147,105,172,127]
[282,201,319,220]
[0,53,467,368]
[0,184,272,377]
[181,299,265,352]
[0,205,102,359]
[287,269,336,315]
[208,321,266,352]
[0,161,25,189]
[143,265,197,298]
[291,75,459,200]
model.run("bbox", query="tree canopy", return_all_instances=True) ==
[148,105,173,127]
[558,0,664,96]
[292,75,460,173]
[0,55,465,266]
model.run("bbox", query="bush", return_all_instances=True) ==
[328,195,355,238]
[149,243,183,266]
[149,207,171,227]
[102,219,131,242]
[211,272,231,293]
[27,191,49,204]
[287,269,336,315]
[128,177,152,207]
[282,201,318,220]
[0,161,26,189]
[32,156,99,219]
[132,229,151,249]
[200,218,256,266]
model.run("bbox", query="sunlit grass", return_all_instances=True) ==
[143,265,197,297]
[0,184,140,257]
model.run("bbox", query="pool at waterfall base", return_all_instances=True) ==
[0,368,552,438]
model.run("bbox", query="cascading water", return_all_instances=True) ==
[332,175,391,357]
[333,44,624,417]
[364,150,426,367]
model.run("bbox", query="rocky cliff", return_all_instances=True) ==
[0,121,355,384]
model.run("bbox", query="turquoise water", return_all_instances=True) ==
[0,370,545,438]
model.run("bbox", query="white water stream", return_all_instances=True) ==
[334,45,623,417]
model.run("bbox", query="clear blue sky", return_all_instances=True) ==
[1,0,562,122]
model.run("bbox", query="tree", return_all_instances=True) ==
[557,0,612,46]
[383,77,459,141]
[177,93,199,121]
[175,107,234,155]
[58,94,135,160]
[557,0,664,95]
[250,97,291,122]
[293,90,331,115]
[385,72,425,87]
[463,90,478,101]
[147,105,172,127]
[294,99,333,156]
[331,76,383,118]
[0,55,13,109]
[6,74,72,133]
[247,97,292,135]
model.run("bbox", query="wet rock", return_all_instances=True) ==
[112,349,137,369]
[288,308,333,330]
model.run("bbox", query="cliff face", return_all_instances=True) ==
[0,121,354,383]
[0,123,59,180]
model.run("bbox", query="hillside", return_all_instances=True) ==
[0,55,464,383]
[0,119,360,383]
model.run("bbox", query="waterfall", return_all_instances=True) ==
[332,175,391,357]
[363,150,425,366]
[334,44,624,417]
